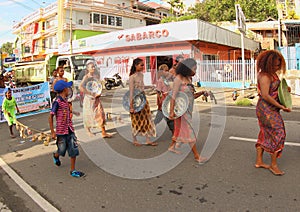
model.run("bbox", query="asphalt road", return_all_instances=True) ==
[0,87,300,212]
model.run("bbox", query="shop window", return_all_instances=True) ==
[101,14,107,25]
[116,17,122,26]
[93,13,100,24]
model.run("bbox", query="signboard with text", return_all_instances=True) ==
[0,82,51,123]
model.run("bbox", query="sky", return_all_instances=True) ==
[0,0,195,46]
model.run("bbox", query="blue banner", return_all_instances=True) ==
[0,82,51,123]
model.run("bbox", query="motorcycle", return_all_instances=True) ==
[104,73,124,90]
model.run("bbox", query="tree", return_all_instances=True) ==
[164,0,185,16]
[1,42,13,55]
[189,0,278,22]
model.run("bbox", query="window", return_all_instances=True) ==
[42,22,45,31]
[101,14,107,25]
[108,16,115,26]
[93,13,100,24]
[116,17,122,26]
[78,19,84,25]
[24,46,30,53]
[203,54,219,61]
[42,39,46,50]
[89,13,122,27]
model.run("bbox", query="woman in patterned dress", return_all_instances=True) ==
[129,58,157,146]
[80,60,112,138]
[168,58,207,163]
[255,50,291,176]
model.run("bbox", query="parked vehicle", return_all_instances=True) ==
[104,73,124,90]
[14,54,95,86]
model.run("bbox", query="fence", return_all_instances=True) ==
[195,60,256,88]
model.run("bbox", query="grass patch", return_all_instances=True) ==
[235,98,252,106]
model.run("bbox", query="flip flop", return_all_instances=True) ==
[10,135,16,138]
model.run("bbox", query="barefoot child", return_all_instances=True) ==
[49,80,84,177]
[2,88,20,138]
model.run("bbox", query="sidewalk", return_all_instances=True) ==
[194,86,300,108]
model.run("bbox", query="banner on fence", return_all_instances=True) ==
[0,82,51,123]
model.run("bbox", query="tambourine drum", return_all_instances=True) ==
[123,89,146,112]
[278,78,292,109]
[85,78,102,97]
[162,91,189,119]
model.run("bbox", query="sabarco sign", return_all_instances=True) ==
[118,29,170,42]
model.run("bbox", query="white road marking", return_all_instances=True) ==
[229,136,300,147]
[0,158,59,212]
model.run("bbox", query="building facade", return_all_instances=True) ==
[13,0,170,62]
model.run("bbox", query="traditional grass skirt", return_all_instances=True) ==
[130,100,156,137]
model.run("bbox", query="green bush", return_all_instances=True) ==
[235,98,252,106]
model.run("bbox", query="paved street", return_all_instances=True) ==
[0,87,300,211]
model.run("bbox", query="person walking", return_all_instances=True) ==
[79,60,112,138]
[49,80,84,178]
[2,88,20,138]
[255,50,291,176]
[155,64,174,133]
[168,58,207,163]
[129,58,157,146]
[49,69,58,101]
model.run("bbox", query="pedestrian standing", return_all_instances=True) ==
[49,69,58,101]
[49,80,84,178]
[2,88,20,138]
[155,64,174,133]
[255,50,291,176]
[53,66,67,87]
[129,58,157,146]
[169,55,184,77]
[168,58,207,163]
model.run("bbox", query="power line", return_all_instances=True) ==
[30,0,44,8]
[8,0,36,12]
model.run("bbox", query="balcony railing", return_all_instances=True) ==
[64,1,161,20]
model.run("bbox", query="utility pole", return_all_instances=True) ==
[0,49,3,72]
[235,4,246,94]
[69,0,73,55]
[0,46,3,73]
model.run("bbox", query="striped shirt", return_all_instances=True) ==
[50,96,74,135]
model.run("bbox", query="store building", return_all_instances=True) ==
[12,0,166,62]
